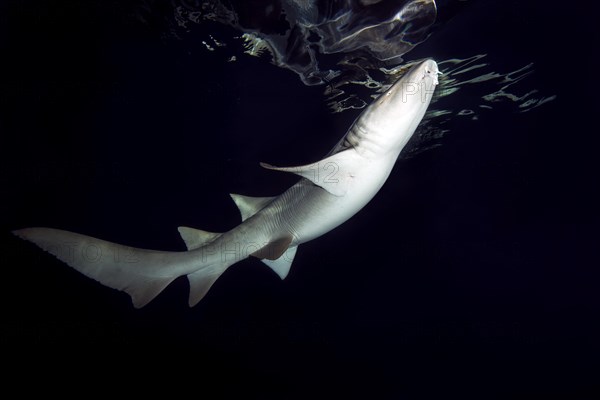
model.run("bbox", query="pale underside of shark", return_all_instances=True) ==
[13,59,440,308]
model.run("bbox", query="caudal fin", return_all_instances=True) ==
[13,227,192,308]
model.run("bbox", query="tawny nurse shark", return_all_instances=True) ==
[14,59,440,308]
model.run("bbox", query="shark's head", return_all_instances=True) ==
[402,58,439,96]
[376,58,439,114]
[358,58,439,155]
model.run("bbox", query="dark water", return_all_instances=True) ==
[1,0,599,395]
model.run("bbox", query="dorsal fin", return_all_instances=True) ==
[177,226,221,250]
[260,149,361,196]
[261,246,298,280]
[230,194,276,221]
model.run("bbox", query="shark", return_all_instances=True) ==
[13,59,440,308]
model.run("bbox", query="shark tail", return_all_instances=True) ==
[12,227,225,308]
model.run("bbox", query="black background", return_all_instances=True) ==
[1,0,599,396]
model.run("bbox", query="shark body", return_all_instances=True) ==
[14,59,439,307]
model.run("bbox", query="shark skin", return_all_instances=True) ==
[13,59,440,308]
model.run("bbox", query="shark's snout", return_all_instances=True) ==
[422,59,440,85]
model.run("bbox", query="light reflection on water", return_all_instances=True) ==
[163,1,556,154]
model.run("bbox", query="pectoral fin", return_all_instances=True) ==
[260,150,360,196]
